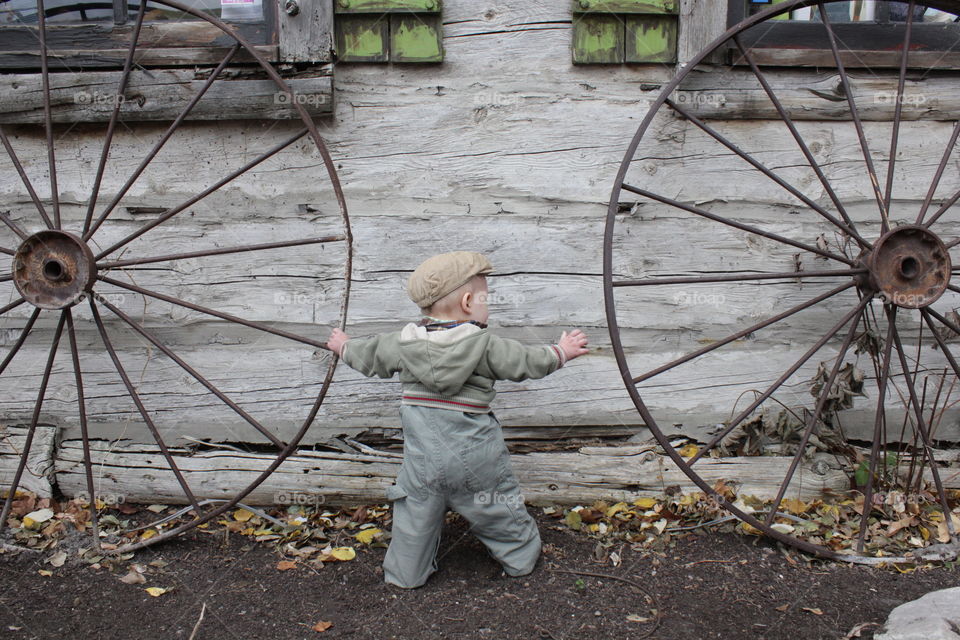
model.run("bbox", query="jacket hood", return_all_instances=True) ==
[397,322,489,396]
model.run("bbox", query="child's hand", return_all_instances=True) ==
[559,329,589,362]
[327,328,350,357]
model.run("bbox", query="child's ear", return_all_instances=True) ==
[460,290,473,314]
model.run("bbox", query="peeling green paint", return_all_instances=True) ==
[572,0,677,14]
[625,14,676,63]
[572,14,624,64]
[391,14,443,62]
[336,15,389,62]
[335,0,441,13]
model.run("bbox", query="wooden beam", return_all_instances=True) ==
[279,0,335,63]
[675,70,960,121]
[0,425,57,499]
[0,67,332,123]
[52,439,872,506]
[0,45,278,71]
[677,0,726,68]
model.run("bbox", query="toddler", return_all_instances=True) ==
[327,251,588,588]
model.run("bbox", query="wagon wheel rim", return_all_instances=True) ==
[605,0,960,561]
[0,0,352,554]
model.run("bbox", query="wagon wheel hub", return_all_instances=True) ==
[864,225,951,309]
[12,230,96,310]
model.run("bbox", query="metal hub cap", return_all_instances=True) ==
[867,225,951,309]
[12,230,96,310]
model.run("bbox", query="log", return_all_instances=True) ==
[0,424,57,499]
[53,438,883,507]
[0,68,332,123]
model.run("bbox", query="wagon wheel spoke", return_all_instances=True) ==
[83,43,242,241]
[0,275,11,284]
[36,0,60,229]
[917,120,960,226]
[631,282,854,385]
[65,308,102,550]
[855,306,898,553]
[890,320,956,539]
[762,301,868,526]
[0,247,14,257]
[612,268,864,288]
[89,299,205,516]
[664,98,869,250]
[97,234,346,270]
[0,312,65,532]
[0,308,42,377]
[621,185,855,265]
[93,128,309,261]
[81,0,148,237]
[95,294,286,449]
[884,1,915,214]
[688,295,870,468]
[0,299,27,317]
[819,2,889,232]
[731,35,861,241]
[97,275,329,351]
[923,184,960,229]
[1,212,29,241]
[0,126,53,229]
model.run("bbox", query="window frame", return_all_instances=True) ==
[0,0,335,122]
[726,0,960,69]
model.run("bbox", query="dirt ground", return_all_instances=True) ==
[1,510,959,640]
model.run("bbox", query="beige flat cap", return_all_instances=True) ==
[408,251,493,308]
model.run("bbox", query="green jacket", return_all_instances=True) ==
[340,322,564,413]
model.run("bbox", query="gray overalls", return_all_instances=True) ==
[338,321,564,588]
[383,405,541,588]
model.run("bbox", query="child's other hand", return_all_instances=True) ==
[327,328,350,357]
[559,329,589,362]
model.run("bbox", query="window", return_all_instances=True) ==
[729,1,960,68]
[0,0,334,122]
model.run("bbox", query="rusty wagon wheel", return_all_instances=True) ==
[0,0,352,553]
[605,0,960,562]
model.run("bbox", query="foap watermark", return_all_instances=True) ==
[92,291,128,307]
[672,290,726,308]
[74,91,127,107]
[673,92,726,108]
[473,490,525,508]
[274,291,325,306]
[472,91,522,107]
[274,491,326,506]
[874,91,928,107]
[75,491,127,505]
[484,291,526,307]
[274,91,330,108]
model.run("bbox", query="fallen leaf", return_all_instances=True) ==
[775,604,789,612]
[233,509,254,522]
[146,504,167,514]
[605,502,629,517]
[626,614,652,623]
[565,510,582,531]
[48,551,67,568]
[276,560,298,571]
[802,607,824,615]
[354,528,382,545]
[140,529,158,541]
[37,570,52,577]
[145,587,168,597]
[633,497,658,509]
[312,621,333,633]
[330,547,356,561]
[678,443,699,458]
[120,570,147,585]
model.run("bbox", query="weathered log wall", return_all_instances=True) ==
[2,0,960,460]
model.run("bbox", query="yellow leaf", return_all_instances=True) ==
[802,607,824,615]
[355,528,382,545]
[588,523,599,533]
[330,547,356,561]
[276,560,298,571]
[633,497,658,509]
[253,529,274,536]
[21,517,37,529]
[741,522,763,536]
[312,621,333,633]
[233,509,254,522]
[781,498,807,515]
[605,502,629,517]
[678,444,699,458]
[145,587,168,597]
[140,529,158,541]
[38,569,52,577]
